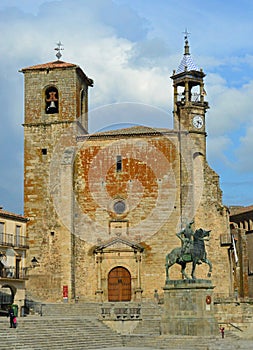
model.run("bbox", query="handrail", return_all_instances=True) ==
[0,232,28,248]
[228,323,243,332]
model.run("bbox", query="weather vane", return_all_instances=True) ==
[54,41,64,60]
[182,28,190,41]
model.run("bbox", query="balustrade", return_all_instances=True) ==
[0,232,28,248]
[0,266,28,280]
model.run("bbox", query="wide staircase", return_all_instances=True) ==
[0,302,252,349]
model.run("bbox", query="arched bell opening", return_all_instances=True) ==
[45,86,59,114]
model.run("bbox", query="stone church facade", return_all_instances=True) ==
[21,38,233,303]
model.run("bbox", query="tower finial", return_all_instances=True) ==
[182,29,190,55]
[182,28,190,41]
[54,41,64,60]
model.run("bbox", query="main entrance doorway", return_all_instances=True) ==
[108,266,131,302]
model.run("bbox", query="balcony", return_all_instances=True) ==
[0,232,29,249]
[0,266,28,280]
[220,233,232,246]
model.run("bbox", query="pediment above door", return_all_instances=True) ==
[94,237,144,254]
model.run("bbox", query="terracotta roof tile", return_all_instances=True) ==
[77,126,175,140]
[229,205,253,216]
[94,125,165,135]
[0,209,28,221]
[20,60,94,86]
[21,60,77,72]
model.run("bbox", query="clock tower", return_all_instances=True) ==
[171,34,209,156]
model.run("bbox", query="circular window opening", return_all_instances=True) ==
[113,200,126,214]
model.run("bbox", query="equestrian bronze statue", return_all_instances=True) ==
[165,221,212,282]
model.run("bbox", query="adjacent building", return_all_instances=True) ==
[0,207,28,312]
[229,205,253,298]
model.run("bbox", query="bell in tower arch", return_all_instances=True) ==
[45,87,59,114]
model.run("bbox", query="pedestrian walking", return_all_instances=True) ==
[220,325,225,338]
[8,305,15,328]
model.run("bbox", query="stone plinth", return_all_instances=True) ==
[161,279,218,336]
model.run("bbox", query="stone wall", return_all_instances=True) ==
[22,62,232,303]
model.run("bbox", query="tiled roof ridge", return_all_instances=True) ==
[78,125,174,139]
[0,208,28,221]
[230,205,253,216]
[94,125,166,134]
[21,60,77,71]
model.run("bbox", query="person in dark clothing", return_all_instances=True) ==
[8,305,15,328]
[220,325,225,338]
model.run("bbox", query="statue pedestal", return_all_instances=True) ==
[161,279,218,336]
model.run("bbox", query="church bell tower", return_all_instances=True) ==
[171,34,209,156]
[21,46,93,300]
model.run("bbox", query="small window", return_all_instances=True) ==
[80,89,85,116]
[0,222,4,234]
[15,258,21,279]
[42,148,47,155]
[15,225,21,246]
[45,86,59,114]
[0,222,4,244]
[116,155,122,172]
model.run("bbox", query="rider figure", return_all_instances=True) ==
[176,220,194,261]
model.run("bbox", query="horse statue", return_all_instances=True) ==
[165,225,212,282]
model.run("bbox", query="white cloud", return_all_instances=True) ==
[207,135,232,166]
[1,0,253,210]
[206,77,253,136]
[235,125,253,173]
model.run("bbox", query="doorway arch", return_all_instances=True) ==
[108,266,131,302]
[0,285,14,310]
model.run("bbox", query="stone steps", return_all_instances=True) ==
[0,316,123,350]
[1,302,252,349]
[40,301,162,318]
[40,302,100,317]
[123,334,252,350]
[0,317,252,350]
[132,319,161,335]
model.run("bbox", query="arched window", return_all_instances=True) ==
[45,86,59,114]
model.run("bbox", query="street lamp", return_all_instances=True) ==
[30,257,40,268]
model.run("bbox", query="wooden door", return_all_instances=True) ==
[108,266,131,302]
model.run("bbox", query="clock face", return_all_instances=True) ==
[192,115,203,129]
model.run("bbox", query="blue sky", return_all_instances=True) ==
[1,0,253,213]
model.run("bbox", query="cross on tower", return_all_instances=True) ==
[54,41,64,60]
[182,28,190,41]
